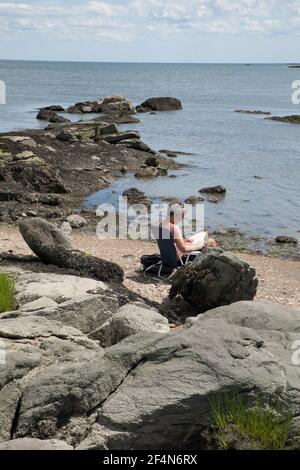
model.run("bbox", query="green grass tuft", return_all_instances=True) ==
[211,393,292,450]
[0,273,16,313]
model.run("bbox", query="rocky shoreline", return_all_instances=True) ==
[0,96,182,224]
[0,95,299,261]
[0,88,299,449]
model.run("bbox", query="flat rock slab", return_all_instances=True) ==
[15,272,107,305]
[0,438,72,450]
[0,315,94,342]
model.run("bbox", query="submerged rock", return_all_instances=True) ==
[134,166,168,178]
[122,188,151,206]
[136,97,182,113]
[198,185,226,203]
[169,251,258,312]
[235,109,271,115]
[19,217,124,283]
[134,167,159,178]
[275,235,298,245]
[185,195,205,205]
[266,115,300,124]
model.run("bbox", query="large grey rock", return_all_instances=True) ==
[0,315,99,442]
[19,218,124,283]
[0,301,299,449]
[96,303,170,346]
[93,301,300,450]
[169,251,258,312]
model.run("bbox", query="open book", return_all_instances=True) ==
[187,231,209,251]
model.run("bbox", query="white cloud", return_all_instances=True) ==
[0,3,33,12]
[0,0,298,41]
[85,1,126,16]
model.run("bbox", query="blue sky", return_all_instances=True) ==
[0,0,299,62]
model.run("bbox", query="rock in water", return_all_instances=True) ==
[266,115,300,124]
[199,185,226,194]
[19,218,124,283]
[136,97,182,113]
[48,113,70,124]
[275,235,298,245]
[169,251,258,312]
[122,187,151,206]
[234,109,271,115]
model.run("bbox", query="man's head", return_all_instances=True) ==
[167,204,186,224]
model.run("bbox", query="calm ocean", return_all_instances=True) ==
[0,60,299,239]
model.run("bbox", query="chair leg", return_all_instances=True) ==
[144,262,176,283]
[144,262,162,277]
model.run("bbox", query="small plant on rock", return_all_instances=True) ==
[211,393,292,450]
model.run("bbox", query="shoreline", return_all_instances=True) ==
[1,224,299,309]
[0,97,298,261]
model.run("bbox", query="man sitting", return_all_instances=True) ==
[160,205,217,260]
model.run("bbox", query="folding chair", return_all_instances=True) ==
[144,226,200,281]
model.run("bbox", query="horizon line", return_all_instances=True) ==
[0,59,299,65]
